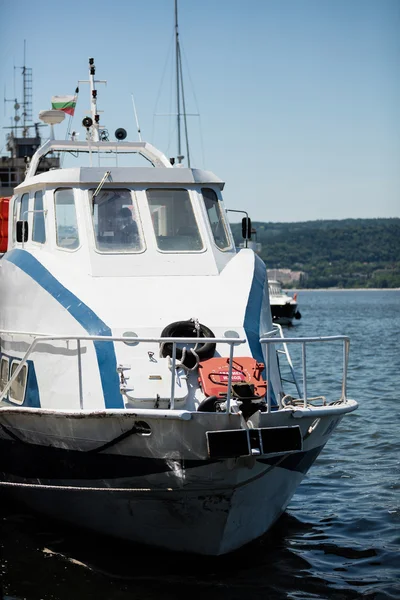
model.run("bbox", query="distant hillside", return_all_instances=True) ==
[230,218,400,288]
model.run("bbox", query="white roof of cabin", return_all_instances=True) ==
[15,139,224,191]
[15,167,225,190]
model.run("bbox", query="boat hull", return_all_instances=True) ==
[0,408,345,555]
[270,302,300,326]
[6,461,310,555]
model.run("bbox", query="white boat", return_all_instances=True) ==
[268,279,302,326]
[0,58,357,556]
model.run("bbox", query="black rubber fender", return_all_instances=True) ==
[160,319,216,368]
[197,396,220,412]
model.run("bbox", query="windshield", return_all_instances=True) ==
[90,188,143,253]
[202,188,231,250]
[269,283,282,295]
[147,188,203,252]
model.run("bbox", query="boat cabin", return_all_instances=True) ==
[10,141,239,278]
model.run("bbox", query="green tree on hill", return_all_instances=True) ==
[230,218,400,289]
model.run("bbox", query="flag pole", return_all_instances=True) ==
[65,87,79,141]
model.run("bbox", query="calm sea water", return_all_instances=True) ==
[1,290,399,600]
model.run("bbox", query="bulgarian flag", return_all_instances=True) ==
[51,95,77,116]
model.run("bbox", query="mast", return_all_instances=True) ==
[4,40,34,139]
[78,58,106,142]
[89,58,99,142]
[21,40,33,137]
[174,0,190,167]
[175,0,182,164]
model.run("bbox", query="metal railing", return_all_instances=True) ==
[272,324,303,398]
[0,329,350,413]
[260,330,350,410]
[0,332,245,411]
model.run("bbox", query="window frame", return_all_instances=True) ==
[0,356,10,399]
[16,193,30,244]
[32,189,46,245]
[89,187,145,255]
[54,188,81,251]
[19,193,30,221]
[9,360,28,406]
[12,196,20,244]
[146,187,205,254]
[201,187,233,252]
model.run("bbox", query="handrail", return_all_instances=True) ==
[0,330,350,414]
[272,324,302,397]
[260,334,350,409]
[0,332,245,409]
[25,139,173,178]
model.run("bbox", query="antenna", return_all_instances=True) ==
[20,40,33,137]
[131,94,142,141]
[3,42,40,138]
[3,95,20,136]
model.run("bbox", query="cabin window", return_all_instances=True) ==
[9,361,27,405]
[147,189,203,252]
[202,188,231,250]
[19,193,29,221]
[90,188,143,253]
[12,197,20,243]
[0,356,9,395]
[32,190,46,243]
[15,193,30,244]
[55,188,80,249]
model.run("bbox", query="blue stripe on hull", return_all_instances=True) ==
[3,249,123,408]
[243,253,277,405]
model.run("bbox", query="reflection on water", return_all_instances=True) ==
[1,291,400,600]
[0,497,349,600]
[1,485,398,600]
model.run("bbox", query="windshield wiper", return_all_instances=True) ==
[93,170,112,197]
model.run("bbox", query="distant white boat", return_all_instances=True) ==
[0,55,357,556]
[269,279,302,326]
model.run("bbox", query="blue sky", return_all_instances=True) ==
[0,0,399,223]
